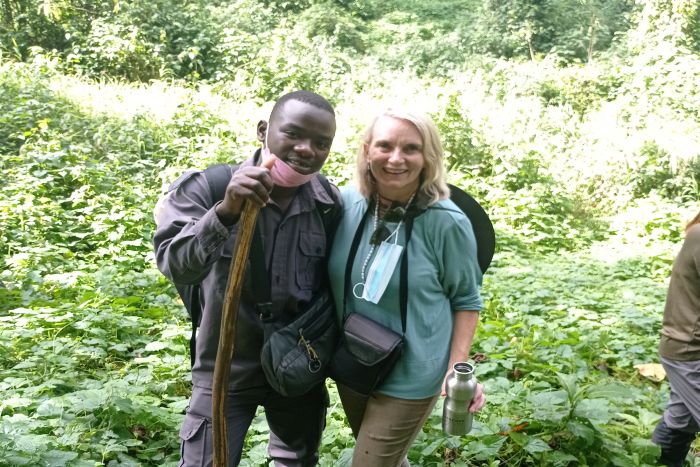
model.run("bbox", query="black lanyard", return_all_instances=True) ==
[342,200,414,335]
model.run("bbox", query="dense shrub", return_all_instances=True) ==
[70,20,163,81]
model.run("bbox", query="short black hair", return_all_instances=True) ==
[270,90,335,122]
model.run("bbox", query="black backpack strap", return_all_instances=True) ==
[203,164,236,204]
[317,174,333,198]
[316,174,340,246]
[398,214,414,335]
[343,206,371,320]
[249,222,273,321]
[181,163,235,367]
[175,284,201,368]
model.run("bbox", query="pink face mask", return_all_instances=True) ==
[262,131,318,187]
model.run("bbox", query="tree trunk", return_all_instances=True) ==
[587,13,597,62]
[1,0,14,29]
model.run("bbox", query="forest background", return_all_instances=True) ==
[1,0,700,465]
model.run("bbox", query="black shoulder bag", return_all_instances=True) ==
[255,221,338,398]
[328,207,415,396]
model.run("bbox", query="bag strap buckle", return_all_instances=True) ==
[257,302,274,321]
[298,330,322,373]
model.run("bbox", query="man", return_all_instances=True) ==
[652,212,700,467]
[154,91,340,466]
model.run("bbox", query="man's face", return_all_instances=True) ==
[259,100,336,175]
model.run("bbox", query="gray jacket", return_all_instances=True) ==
[660,223,700,361]
[154,156,340,390]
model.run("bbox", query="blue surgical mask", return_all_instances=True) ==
[353,224,403,304]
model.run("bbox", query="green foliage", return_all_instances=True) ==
[0,0,115,60]
[466,0,635,62]
[686,1,700,52]
[332,0,382,20]
[454,248,671,465]
[630,141,695,199]
[352,0,481,76]
[433,94,492,173]
[476,0,547,59]
[545,0,635,62]
[535,67,623,116]
[218,31,355,104]
[71,19,164,81]
[66,0,227,81]
[0,62,244,465]
[297,2,368,52]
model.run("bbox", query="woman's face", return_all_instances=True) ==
[365,116,425,202]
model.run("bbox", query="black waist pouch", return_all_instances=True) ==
[329,312,404,396]
[260,289,338,397]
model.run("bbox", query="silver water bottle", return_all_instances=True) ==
[442,362,477,435]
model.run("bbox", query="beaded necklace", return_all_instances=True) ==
[358,192,415,282]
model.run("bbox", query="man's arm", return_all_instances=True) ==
[154,163,274,285]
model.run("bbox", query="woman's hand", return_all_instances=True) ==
[442,373,486,413]
[469,383,485,413]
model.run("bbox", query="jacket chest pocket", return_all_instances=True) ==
[296,231,326,290]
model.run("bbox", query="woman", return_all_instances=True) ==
[652,211,700,467]
[328,109,486,466]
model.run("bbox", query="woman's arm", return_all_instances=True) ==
[441,310,485,412]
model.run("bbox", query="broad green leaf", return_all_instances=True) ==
[12,360,38,370]
[13,434,52,453]
[113,397,134,413]
[144,341,168,352]
[467,435,506,461]
[567,421,596,446]
[524,437,552,454]
[637,408,663,427]
[629,437,661,460]
[586,382,638,402]
[66,389,105,412]
[574,398,610,424]
[36,399,65,417]
[556,372,579,399]
[2,396,32,410]
[420,439,442,456]
[41,450,79,467]
[508,431,528,447]
[3,455,34,466]
[335,448,354,467]
[545,451,579,466]
[527,390,570,422]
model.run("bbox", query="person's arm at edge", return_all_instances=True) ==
[685,224,700,276]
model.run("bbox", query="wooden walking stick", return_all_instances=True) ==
[212,156,276,467]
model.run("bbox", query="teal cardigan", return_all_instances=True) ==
[328,187,483,399]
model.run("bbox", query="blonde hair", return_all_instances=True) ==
[355,109,449,206]
[686,211,700,232]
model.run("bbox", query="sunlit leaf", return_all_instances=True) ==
[633,363,666,382]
